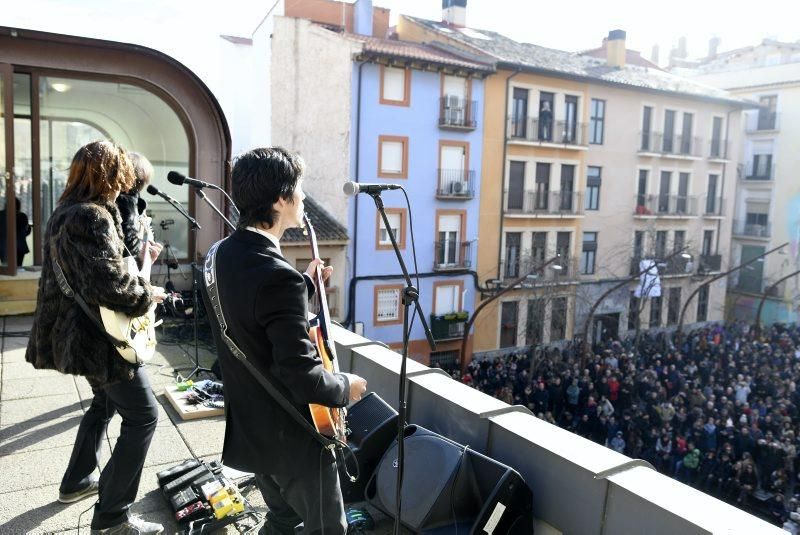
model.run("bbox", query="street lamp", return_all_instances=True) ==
[460,255,562,367]
[675,242,789,343]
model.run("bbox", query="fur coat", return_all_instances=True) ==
[26,200,154,385]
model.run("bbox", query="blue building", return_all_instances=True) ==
[347,37,494,369]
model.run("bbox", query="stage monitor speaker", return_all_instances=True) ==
[365,425,533,534]
[340,392,398,503]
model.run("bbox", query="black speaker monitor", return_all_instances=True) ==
[339,392,399,503]
[365,425,533,534]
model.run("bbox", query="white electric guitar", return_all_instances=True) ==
[99,214,162,364]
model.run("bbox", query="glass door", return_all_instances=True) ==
[0,64,16,275]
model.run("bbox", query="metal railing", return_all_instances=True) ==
[500,257,579,282]
[507,116,587,146]
[638,131,702,157]
[732,219,772,238]
[439,97,478,129]
[434,241,472,270]
[743,159,774,181]
[708,138,729,159]
[702,196,724,216]
[746,110,779,133]
[633,194,697,216]
[629,255,691,276]
[436,169,475,199]
[430,313,468,341]
[504,190,584,216]
[698,254,722,273]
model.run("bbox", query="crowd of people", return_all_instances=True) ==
[459,322,800,527]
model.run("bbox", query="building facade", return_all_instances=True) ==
[683,41,800,325]
[398,13,746,358]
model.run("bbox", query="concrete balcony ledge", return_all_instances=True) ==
[331,324,784,535]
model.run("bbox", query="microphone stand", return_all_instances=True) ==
[195,188,235,233]
[367,192,436,535]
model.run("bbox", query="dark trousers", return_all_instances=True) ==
[256,448,346,535]
[60,367,158,529]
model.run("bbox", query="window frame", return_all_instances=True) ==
[375,207,407,250]
[432,279,465,316]
[373,284,404,326]
[379,65,411,107]
[589,98,605,144]
[377,135,409,178]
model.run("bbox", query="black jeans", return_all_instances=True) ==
[256,448,346,535]
[60,366,158,529]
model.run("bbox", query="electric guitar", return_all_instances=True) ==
[303,212,347,442]
[99,216,161,364]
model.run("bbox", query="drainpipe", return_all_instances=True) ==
[496,70,522,279]
[716,109,732,254]
[345,60,366,329]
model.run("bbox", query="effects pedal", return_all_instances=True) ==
[157,459,200,487]
[170,487,199,512]
[175,501,209,523]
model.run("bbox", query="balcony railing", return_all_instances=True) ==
[733,219,772,238]
[504,190,584,216]
[507,116,587,146]
[708,139,729,159]
[629,255,691,276]
[500,257,579,282]
[434,241,472,271]
[633,194,697,217]
[698,254,722,273]
[436,169,475,199]
[439,97,477,129]
[702,196,724,217]
[638,132,702,157]
[430,312,468,341]
[745,110,779,133]
[742,160,774,181]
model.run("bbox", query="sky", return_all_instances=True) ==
[1,0,797,68]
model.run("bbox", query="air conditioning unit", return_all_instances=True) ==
[449,181,468,195]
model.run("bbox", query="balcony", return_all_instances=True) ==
[439,97,477,130]
[708,139,729,160]
[633,194,697,217]
[745,110,779,133]
[504,190,584,217]
[637,132,702,158]
[507,116,587,147]
[741,160,774,181]
[500,257,579,282]
[702,196,724,217]
[698,254,722,273]
[630,255,691,276]
[436,169,475,200]
[430,312,468,341]
[733,219,772,239]
[434,241,472,271]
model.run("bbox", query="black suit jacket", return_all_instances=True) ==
[211,229,349,476]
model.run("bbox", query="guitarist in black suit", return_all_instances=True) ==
[214,147,367,535]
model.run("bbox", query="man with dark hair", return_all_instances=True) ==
[212,147,367,535]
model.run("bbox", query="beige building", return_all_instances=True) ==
[679,40,800,325]
[398,13,748,353]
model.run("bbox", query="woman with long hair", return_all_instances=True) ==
[26,140,166,535]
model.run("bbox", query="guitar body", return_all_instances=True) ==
[99,221,160,364]
[303,213,348,443]
[308,325,345,439]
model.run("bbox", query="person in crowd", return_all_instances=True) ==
[0,197,32,267]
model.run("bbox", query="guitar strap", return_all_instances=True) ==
[49,238,129,351]
[203,239,338,450]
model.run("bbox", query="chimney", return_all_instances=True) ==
[650,44,660,65]
[606,29,626,68]
[354,0,373,36]
[677,36,688,58]
[708,36,720,58]
[442,0,467,28]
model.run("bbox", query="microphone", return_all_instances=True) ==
[167,171,214,189]
[146,185,201,230]
[342,181,402,196]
